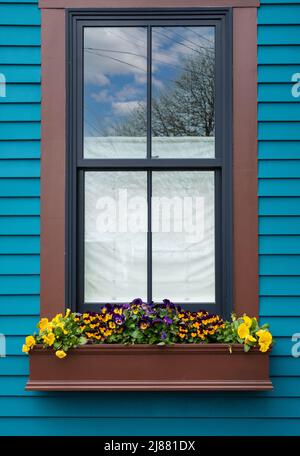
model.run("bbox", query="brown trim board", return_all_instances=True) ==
[233,8,258,317]
[40,8,66,317]
[40,7,258,318]
[39,1,260,9]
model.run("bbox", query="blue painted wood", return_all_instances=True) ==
[260,255,300,275]
[258,25,300,44]
[258,5,300,25]
[0,161,39,178]
[0,26,40,45]
[259,46,300,64]
[259,141,300,159]
[259,179,300,196]
[0,141,40,159]
[261,0,300,3]
[259,122,300,140]
[258,104,300,122]
[260,216,300,235]
[0,5,40,25]
[259,235,300,253]
[1,417,300,436]
[0,295,40,315]
[0,236,40,254]
[0,122,40,140]
[0,84,40,103]
[260,276,300,296]
[260,296,300,316]
[258,65,300,83]
[0,316,39,334]
[259,197,300,215]
[2,396,300,418]
[0,104,41,122]
[0,65,41,83]
[259,160,300,178]
[0,198,40,215]
[258,84,296,102]
[0,179,40,197]
[0,47,40,65]
[0,216,39,235]
[261,316,300,336]
[0,255,39,275]
[270,358,300,376]
[0,275,39,295]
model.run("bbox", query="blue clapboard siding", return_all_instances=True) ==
[258,0,300,435]
[0,0,299,438]
[258,65,300,82]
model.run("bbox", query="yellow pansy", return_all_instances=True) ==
[258,331,272,347]
[25,335,36,348]
[51,313,63,325]
[22,344,30,353]
[55,350,67,359]
[37,318,49,332]
[56,322,68,335]
[43,332,55,346]
[245,335,256,344]
[259,343,269,353]
[243,315,252,328]
[65,308,71,318]
[256,329,265,338]
[237,323,249,339]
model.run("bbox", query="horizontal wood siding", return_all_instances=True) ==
[0,0,299,436]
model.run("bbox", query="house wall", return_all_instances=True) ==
[0,0,300,436]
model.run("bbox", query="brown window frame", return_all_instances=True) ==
[40,0,259,319]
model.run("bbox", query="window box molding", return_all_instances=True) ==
[26,344,272,391]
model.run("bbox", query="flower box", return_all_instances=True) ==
[26,344,272,391]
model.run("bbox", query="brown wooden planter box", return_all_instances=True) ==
[26,344,272,391]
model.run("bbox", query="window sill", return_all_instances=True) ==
[26,344,272,391]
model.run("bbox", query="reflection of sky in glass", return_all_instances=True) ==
[83,26,215,158]
[84,27,147,137]
[152,27,214,98]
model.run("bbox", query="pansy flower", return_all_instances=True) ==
[113,314,125,326]
[163,316,173,325]
[139,317,151,330]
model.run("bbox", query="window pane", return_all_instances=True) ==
[152,27,215,158]
[85,172,147,302]
[84,27,147,158]
[152,171,215,303]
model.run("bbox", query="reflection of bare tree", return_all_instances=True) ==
[111,51,214,137]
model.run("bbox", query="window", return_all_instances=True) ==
[68,10,232,316]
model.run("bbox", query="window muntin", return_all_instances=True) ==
[71,13,231,316]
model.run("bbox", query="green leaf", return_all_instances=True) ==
[244,344,251,352]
